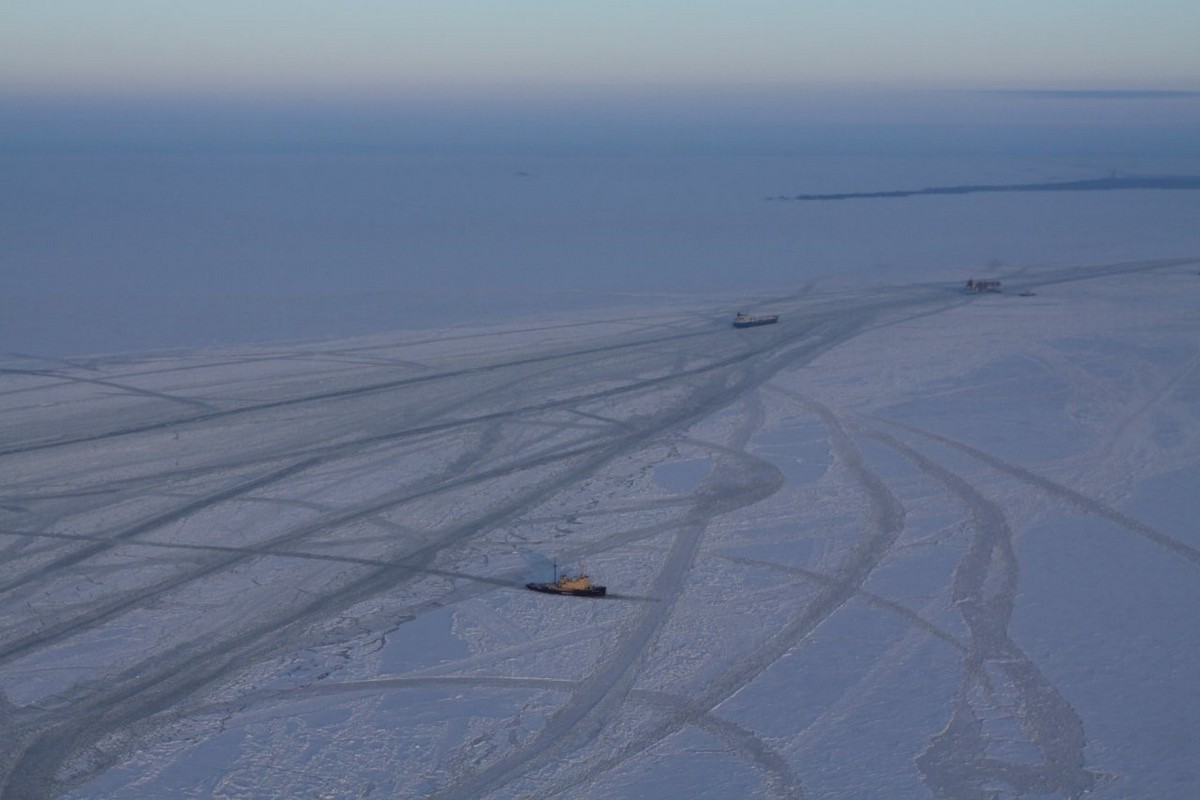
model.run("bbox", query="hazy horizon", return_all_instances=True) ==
[5,87,1200,154]
[5,88,1200,359]
[4,3,1200,357]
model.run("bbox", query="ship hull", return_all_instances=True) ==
[526,582,607,597]
[732,315,778,328]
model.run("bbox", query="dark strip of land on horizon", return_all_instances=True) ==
[774,175,1200,201]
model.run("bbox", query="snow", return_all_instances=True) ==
[2,256,1198,799]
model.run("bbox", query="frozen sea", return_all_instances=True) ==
[4,90,1200,359]
[2,91,1200,798]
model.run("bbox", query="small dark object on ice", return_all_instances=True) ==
[733,312,779,328]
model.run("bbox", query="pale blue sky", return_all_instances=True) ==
[3,1,1199,98]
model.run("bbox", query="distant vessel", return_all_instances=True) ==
[526,563,607,597]
[733,312,779,328]
[964,279,1002,293]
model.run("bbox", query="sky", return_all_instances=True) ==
[3,1,1200,100]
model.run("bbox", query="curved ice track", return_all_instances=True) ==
[1,258,1197,799]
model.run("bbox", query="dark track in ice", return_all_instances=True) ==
[1,257,1197,799]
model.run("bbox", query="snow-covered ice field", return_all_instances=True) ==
[2,257,1198,798]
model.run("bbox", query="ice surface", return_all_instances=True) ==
[2,257,1199,798]
[6,145,1200,361]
